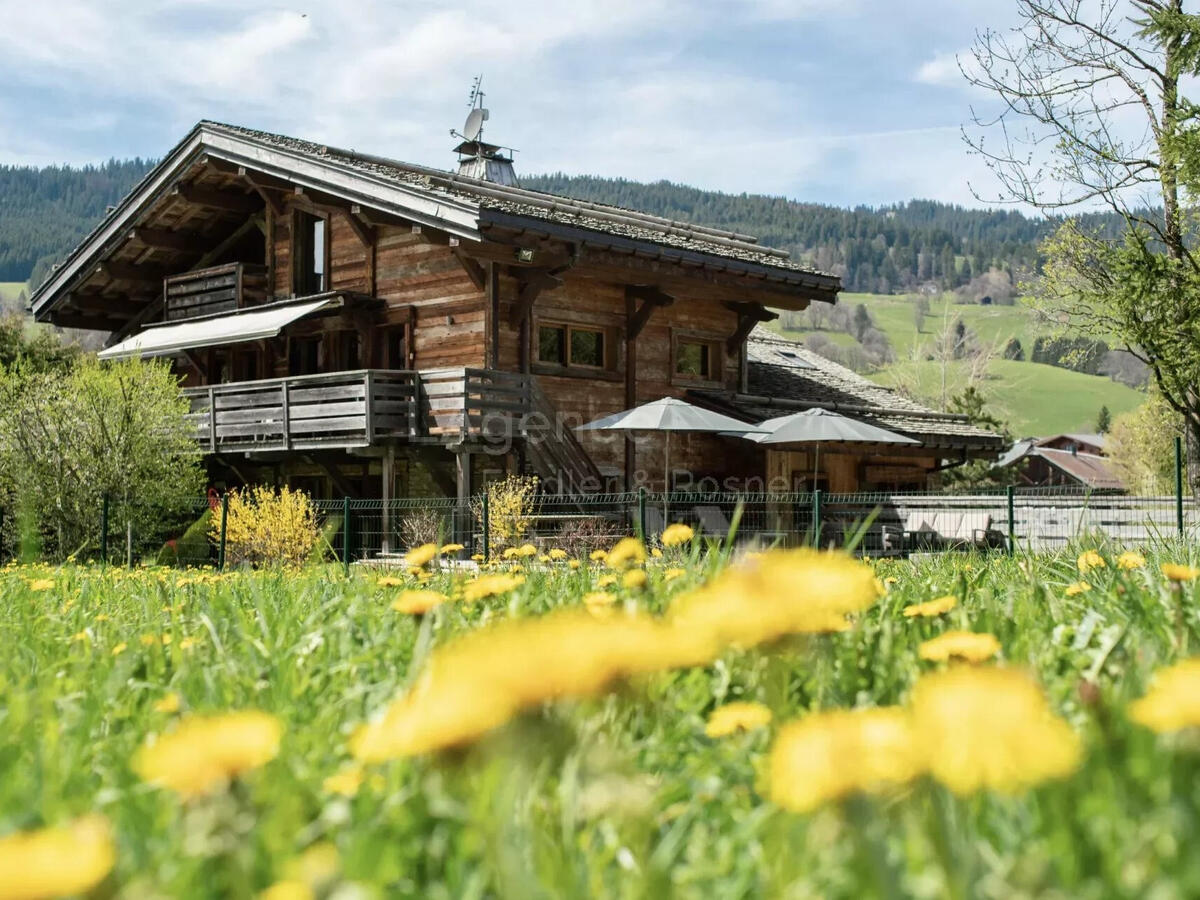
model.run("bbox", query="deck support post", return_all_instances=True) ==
[455,451,473,546]
[381,445,395,556]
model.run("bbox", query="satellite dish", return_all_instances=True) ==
[463,107,488,142]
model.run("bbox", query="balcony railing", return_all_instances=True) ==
[164,262,269,321]
[183,368,536,453]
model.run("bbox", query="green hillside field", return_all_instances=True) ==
[0,281,28,307]
[768,292,1146,437]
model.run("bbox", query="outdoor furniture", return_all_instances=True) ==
[885,509,1002,553]
[695,505,732,537]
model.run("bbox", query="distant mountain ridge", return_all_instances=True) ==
[1,159,1126,294]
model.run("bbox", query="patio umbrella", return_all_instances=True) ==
[576,398,762,518]
[746,407,920,488]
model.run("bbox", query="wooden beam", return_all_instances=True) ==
[192,217,264,270]
[724,301,779,353]
[173,183,261,215]
[453,249,486,290]
[182,349,208,380]
[69,293,147,317]
[97,261,169,284]
[106,296,164,346]
[49,311,119,330]
[626,284,675,340]
[131,226,199,252]
[508,269,562,328]
[342,206,376,248]
[487,262,500,368]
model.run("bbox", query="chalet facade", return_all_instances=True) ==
[30,120,1003,514]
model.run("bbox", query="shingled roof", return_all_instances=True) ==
[31,121,838,319]
[690,328,1006,453]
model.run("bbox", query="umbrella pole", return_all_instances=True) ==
[663,431,671,525]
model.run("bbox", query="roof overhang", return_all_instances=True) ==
[97,295,343,361]
[31,124,484,322]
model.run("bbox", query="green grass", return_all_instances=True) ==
[4,542,1200,897]
[768,292,1146,436]
[0,281,28,306]
[874,358,1146,436]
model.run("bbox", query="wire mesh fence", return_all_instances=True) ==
[3,487,1195,568]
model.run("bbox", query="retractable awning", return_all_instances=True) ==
[98,296,343,361]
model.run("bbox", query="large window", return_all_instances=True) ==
[294,211,328,296]
[537,323,608,370]
[675,339,715,380]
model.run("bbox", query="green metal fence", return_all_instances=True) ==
[2,483,1196,569]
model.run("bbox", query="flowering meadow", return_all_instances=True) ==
[3,536,1200,898]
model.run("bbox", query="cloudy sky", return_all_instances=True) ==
[0,0,1021,208]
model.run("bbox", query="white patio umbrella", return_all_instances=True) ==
[576,397,762,517]
[746,407,920,488]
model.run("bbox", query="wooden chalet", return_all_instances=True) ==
[29,119,1003,531]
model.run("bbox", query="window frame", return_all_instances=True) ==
[671,331,724,386]
[293,209,331,297]
[534,320,614,373]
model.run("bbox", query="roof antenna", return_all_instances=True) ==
[450,75,519,186]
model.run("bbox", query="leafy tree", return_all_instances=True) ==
[0,315,79,372]
[966,0,1200,491]
[852,303,872,341]
[942,387,1014,489]
[1106,394,1184,493]
[912,295,930,333]
[0,357,204,561]
[1004,337,1026,361]
[1096,405,1113,433]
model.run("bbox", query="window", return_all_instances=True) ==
[289,336,321,376]
[570,328,604,368]
[538,325,566,365]
[675,340,713,379]
[294,211,328,295]
[338,331,361,370]
[537,323,608,369]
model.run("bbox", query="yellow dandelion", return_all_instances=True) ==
[768,707,922,812]
[705,701,772,738]
[1162,563,1199,582]
[27,578,55,591]
[1117,551,1146,571]
[161,634,172,646]
[605,537,646,570]
[1077,550,1106,574]
[918,631,1001,664]
[70,631,90,644]
[110,642,128,657]
[439,543,465,555]
[622,570,648,590]
[669,548,877,650]
[910,667,1081,795]
[651,547,663,558]
[461,573,524,604]
[516,543,538,558]
[0,814,114,900]
[179,637,199,651]
[596,574,618,588]
[583,591,616,617]
[903,595,957,618]
[1064,581,1091,596]
[404,544,438,568]
[538,555,551,563]
[548,548,568,561]
[153,692,181,714]
[664,567,686,581]
[661,523,695,547]
[139,633,158,647]
[589,548,608,562]
[470,553,485,562]
[322,765,364,797]
[133,710,282,798]
[376,575,405,588]
[259,881,314,900]
[391,590,448,615]
[93,613,109,622]
[1128,658,1200,733]
[568,559,582,570]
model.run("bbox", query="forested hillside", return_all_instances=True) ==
[522,174,1125,293]
[1,160,1129,296]
[0,159,155,286]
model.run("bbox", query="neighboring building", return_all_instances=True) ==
[995,433,1123,491]
[29,118,1004,519]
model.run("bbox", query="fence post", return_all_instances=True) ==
[1006,485,1016,557]
[1176,435,1185,539]
[481,491,490,562]
[100,494,109,565]
[637,487,647,541]
[812,489,823,547]
[342,496,351,577]
[217,493,229,571]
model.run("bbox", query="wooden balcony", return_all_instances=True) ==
[183,368,535,453]
[164,262,269,321]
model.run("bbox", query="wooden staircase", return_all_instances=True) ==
[521,379,604,494]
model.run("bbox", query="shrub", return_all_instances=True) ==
[554,515,622,558]
[400,507,447,549]
[213,486,319,568]
[472,475,538,552]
